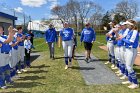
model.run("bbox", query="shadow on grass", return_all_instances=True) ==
[30,55,40,62]
[31,64,50,69]
[9,81,46,88]
[18,76,46,81]
[31,50,41,53]
[26,70,48,74]
[71,66,95,70]
[2,91,30,93]
[54,56,65,59]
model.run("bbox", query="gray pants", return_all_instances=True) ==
[48,42,55,58]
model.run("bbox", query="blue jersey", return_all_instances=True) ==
[122,30,139,48]
[12,37,18,50]
[45,28,58,42]
[80,27,96,43]
[0,35,12,53]
[106,29,116,45]
[60,28,74,41]
[17,33,24,46]
[117,29,126,46]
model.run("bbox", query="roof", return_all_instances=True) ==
[0,12,17,20]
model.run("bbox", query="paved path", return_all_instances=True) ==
[75,53,122,85]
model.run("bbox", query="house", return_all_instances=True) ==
[0,12,17,34]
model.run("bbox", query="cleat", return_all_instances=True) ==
[112,66,118,70]
[120,75,127,80]
[111,64,115,68]
[116,72,123,76]
[122,81,131,85]
[105,61,110,64]
[128,84,139,89]
[115,70,120,74]
[21,69,27,72]
[17,70,22,74]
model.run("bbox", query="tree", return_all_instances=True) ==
[113,13,126,23]
[77,1,96,29]
[51,5,70,23]
[90,4,103,30]
[115,0,139,19]
[101,11,111,29]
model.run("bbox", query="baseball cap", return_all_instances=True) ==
[124,21,134,25]
[85,22,90,26]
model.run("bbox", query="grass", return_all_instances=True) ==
[0,35,140,93]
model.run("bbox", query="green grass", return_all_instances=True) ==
[0,35,140,93]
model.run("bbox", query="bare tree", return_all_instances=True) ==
[90,4,103,30]
[51,5,70,23]
[77,0,96,29]
[66,0,80,32]
[115,0,139,19]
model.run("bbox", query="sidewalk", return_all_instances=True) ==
[75,53,122,85]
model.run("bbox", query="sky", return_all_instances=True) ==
[0,0,140,21]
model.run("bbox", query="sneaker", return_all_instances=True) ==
[120,75,127,80]
[21,69,27,72]
[85,58,88,62]
[65,65,68,70]
[111,64,115,68]
[112,66,118,70]
[128,84,139,89]
[1,86,7,89]
[17,70,22,74]
[105,61,110,64]
[122,81,131,85]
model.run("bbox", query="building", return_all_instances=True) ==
[0,12,17,34]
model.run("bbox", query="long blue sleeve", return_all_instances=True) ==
[122,38,133,45]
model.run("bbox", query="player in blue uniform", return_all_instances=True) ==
[80,22,96,62]
[24,34,32,68]
[105,22,116,69]
[119,20,139,89]
[16,27,26,73]
[45,24,58,60]
[60,22,74,69]
[0,26,15,89]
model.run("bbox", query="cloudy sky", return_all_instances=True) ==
[0,0,140,20]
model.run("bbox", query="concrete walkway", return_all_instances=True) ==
[75,53,122,85]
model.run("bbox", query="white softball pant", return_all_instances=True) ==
[9,49,18,68]
[107,41,115,56]
[119,46,126,64]
[18,46,25,62]
[0,53,10,67]
[124,48,137,73]
[62,40,73,58]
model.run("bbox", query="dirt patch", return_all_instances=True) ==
[99,46,140,66]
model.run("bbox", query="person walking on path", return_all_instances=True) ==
[80,22,96,63]
[60,22,74,69]
[45,24,58,60]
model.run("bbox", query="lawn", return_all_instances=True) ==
[0,35,140,93]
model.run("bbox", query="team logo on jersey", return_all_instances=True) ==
[84,30,91,34]
[63,31,70,37]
